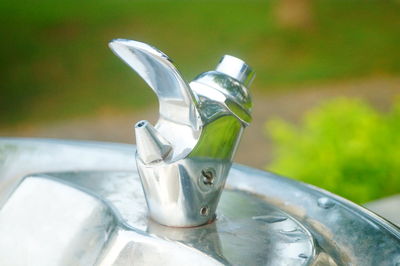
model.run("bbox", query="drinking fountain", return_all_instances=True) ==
[0,39,399,266]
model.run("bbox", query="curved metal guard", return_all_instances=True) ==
[110,39,254,227]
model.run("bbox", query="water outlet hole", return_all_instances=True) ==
[136,121,147,128]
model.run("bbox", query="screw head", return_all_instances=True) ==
[200,206,209,216]
[201,169,215,185]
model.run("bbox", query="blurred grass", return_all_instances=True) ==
[1,0,400,125]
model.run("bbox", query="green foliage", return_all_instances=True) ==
[265,98,400,203]
[1,0,400,125]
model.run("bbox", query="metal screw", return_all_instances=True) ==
[200,206,209,216]
[202,169,214,185]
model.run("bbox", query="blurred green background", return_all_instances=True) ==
[1,0,400,203]
[266,98,400,203]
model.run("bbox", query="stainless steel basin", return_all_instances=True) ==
[0,138,399,265]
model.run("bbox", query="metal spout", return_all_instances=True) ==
[111,39,254,227]
[135,120,172,164]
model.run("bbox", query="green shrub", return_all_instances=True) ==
[265,97,400,203]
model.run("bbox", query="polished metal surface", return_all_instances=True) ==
[109,39,198,127]
[215,55,255,87]
[0,138,399,265]
[1,38,399,266]
[110,39,254,227]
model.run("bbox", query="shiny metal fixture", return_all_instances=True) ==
[0,139,399,265]
[0,39,399,265]
[109,39,254,227]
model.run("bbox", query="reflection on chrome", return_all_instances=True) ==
[0,38,398,265]
[110,39,254,227]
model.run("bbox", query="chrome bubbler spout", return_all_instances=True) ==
[110,39,254,227]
